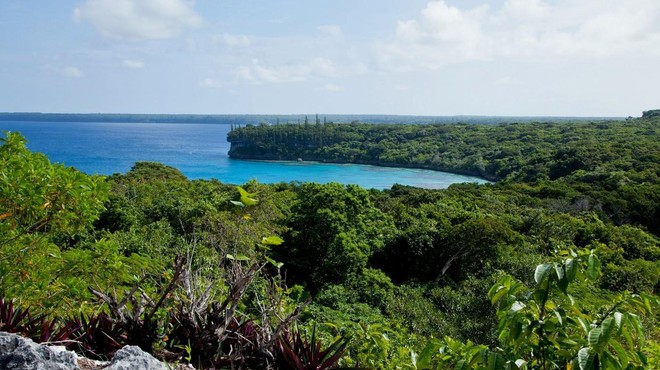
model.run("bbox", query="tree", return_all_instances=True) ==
[282,183,393,290]
[0,132,110,310]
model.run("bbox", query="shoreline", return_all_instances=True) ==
[228,154,497,183]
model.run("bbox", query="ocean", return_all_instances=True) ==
[0,120,489,189]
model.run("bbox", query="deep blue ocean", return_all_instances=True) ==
[0,121,489,189]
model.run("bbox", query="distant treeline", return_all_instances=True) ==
[0,112,621,125]
[228,117,660,233]
[228,117,655,181]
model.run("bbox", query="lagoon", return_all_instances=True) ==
[0,121,489,189]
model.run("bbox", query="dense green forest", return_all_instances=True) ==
[1,115,659,369]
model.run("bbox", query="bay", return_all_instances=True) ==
[0,121,489,189]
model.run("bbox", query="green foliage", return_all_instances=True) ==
[229,118,660,234]
[488,250,658,369]
[0,131,109,238]
[282,182,394,290]
[2,127,660,368]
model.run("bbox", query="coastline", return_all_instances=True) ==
[227,153,497,183]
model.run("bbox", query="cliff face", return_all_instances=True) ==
[227,125,322,160]
[226,124,496,180]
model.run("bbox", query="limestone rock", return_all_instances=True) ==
[105,345,169,370]
[0,332,192,370]
[0,332,78,370]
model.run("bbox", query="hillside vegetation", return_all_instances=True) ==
[1,115,659,369]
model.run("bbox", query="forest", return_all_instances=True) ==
[1,114,659,369]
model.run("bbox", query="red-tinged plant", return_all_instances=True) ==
[72,312,126,360]
[276,325,350,370]
[25,317,82,345]
[0,297,42,334]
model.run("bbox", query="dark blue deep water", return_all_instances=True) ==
[0,121,489,189]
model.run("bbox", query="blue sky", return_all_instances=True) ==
[1,0,659,116]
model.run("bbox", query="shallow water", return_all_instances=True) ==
[0,121,489,189]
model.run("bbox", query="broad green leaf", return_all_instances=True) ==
[565,258,577,282]
[490,285,508,305]
[599,317,615,348]
[487,352,504,370]
[237,186,258,206]
[554,263,565,281]
[509,321,522,341]
[417,341,441,369]
[609,339,629,368]
[577,347,590,370]
[264,255,284,269]
[534,263,553,285]
[510,301,526,313]
[226,253,249,261]
[587,252,601,280]
[553,309,563,326]
[261,235,284,246]
[613,312,623,330]
[588,327,602,347]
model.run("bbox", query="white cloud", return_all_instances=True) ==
[318,25,342,38]
[220,33,251,47]
[377,0,660,70]
[235,58,338,84]
[122,59,145,69]
[46,65,84,78]
[73,0,202,40]
[62,66,84,78]
[324,83,344,92]
[199,78,223,88]
[502,0,550,19]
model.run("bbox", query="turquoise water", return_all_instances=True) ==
[0,121,488,189]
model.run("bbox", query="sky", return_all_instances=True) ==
[1,0,659,116]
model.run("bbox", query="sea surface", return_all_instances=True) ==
[0,121,489,189]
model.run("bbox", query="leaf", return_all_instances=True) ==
[261,235,284,246]
[410,349,418,369]
[230,200,245,207]
[599,317,615,349]
[534,263,553,285]
[565,258,577,282]
[587,252,601,280]
[265,256,284,269]
[609,339,629,368]
[417,341,441,368]
[490,285,508,305]
[577,347,590,370]
[237,186,258,206]
[487,351,504,370]
[588,327,602,347]
[509,321,522,341]
[553,309,563,326]
[510,301,526,313]
[226,254,249,261]
[554,263,565,281]
[576,317,590,335]
[613,312,623,330]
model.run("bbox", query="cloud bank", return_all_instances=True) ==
[377,0,660,70]
[73,0,202,40]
